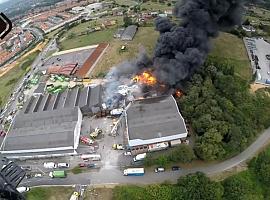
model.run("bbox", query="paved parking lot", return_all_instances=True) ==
[16,115,133,180]
[40,48,95,71]
[244,37,270,84]
[81,116,132,168]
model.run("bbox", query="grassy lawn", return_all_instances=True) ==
[209,32,252,81]
[59,27,117,50]
[84,187,113,200]
[115,0,137,6]
[0,50,40,107]
[92,26,159,76]
[140,1,172,11]
[26,187,74,200]
[58,17,123,51]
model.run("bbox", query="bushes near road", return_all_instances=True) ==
[114,146,270,200]
[144,145,196,167]
[71,166,82,174]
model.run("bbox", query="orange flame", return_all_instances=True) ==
[175,90,183,98]
[133,71,157,85]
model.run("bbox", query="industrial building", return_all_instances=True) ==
[1,107,82,159]
[122,95,188,155]
[121,25,138,41]
[23,85,102,115]
[0,85,103,159]
[41,43,109,78]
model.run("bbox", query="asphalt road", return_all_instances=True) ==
[21,126,270,187]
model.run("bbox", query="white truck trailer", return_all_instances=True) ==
[123,168,145,176]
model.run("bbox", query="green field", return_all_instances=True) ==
[26,187,74,200]
[115,0,137,6]
[92,26,159,76]
[0,50,40,107]
[209,32,252,80]
[59,27,117,50]
[140,1,172,11]
[58,17,123,51]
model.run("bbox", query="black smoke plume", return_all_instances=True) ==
[152,0,243,87]
[104,0,243,107]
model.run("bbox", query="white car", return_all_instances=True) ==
[17,187,30,193]
[43,162,57,169]
[57,163,70,168]
[155,167,165,173]
[34,173,42,178]
[124,151,132,156]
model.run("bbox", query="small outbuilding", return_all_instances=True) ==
[121,25,138,41]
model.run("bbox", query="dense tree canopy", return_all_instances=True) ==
[178,58,270,160]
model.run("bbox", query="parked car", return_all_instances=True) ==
[78,163,87,167]
[171,166,180,171]
[17,187,30,193]
[87,163,96,168]
[112,144,124,150]
[57,163,70,168]
[21,165,32,171]
[0,130,6,137]
[124,151,132,156]
[43,162,57,169]
[155,167,165,173]
[34,173,42,178]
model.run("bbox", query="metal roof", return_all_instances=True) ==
[126,95,187,142]
[121,25,137,40]
[2,107,79,152]
[22,85,102,114]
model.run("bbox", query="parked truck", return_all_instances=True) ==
[133,153,146,162]
[123,168,145,176]
[81,154,101,161]
[49,170,66,178]
[148,142,169,152]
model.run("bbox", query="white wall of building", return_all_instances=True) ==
[74,108,83,149]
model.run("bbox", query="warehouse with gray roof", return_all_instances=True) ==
[0,107,82,159]
[121,25,138,41]
[0,85,103,158]
[122,95,188,155]
[22,85,102,115]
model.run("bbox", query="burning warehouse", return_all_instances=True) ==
[121,95,188,155]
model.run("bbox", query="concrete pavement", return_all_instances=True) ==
[20,126,270,187]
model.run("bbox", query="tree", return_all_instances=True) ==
[177,172,224,200]
[222,175,263,200]
[167,2,171,6]
[243,18,251,25]
[123,16,133,27]
[195,128,225,160]
[169,145,196,163]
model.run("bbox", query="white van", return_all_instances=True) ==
[43,162,57,169]
[57,163,70,168]
[155,167,165,173]
[17,187,30,193]
[133,153,146,162]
